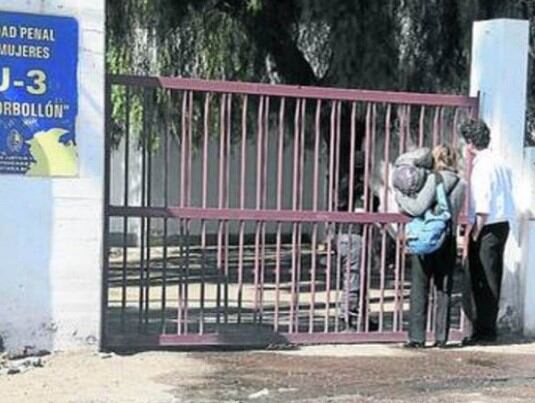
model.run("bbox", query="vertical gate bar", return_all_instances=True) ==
[334,101,341,212]
[309,222,318,333]
[328,101,337,332]
[101,77,112,346]
[348,103,356,212]
[427,279,434,334]
[365,104,377,332]
[289,98,301,333]
[296,98,306,332]
[405,105,411,152]
[363,104,371,212]
[200,93,210,334]
[432,106,440,147]
[379,104,392,332]
[357,224,368,333]
[383,105,392,213]
[393,229,401,332]
[399,224,407,330]
[238,95,248,325]
[357,103,372,332]
[343,102,357,332]
[452,108,460,149]
[460,105,479,335]
[379,225,386,331]
[145,89,153,328]
[184,90,193,334]
[335,102,346,328]
[335,224,343,330]
[224,93,232,325]
[309,99,321,333]
[432,287,438,337]
[313,100,325,332]
[365,225,373,333]
[177,91,188,335]
[216,94,227,327]
[432,106,441,334]
[439,107,446,144]
[177,219,184,335]
[273,98,286,332]
[121,86,131,332]
[342,225,351,327]
[325,223,333,333]
[138,88,148,332]
[398,105,407,154]
[260,96,270,324]
[274,97,285,332]
[161,90,169,333]
[254,96,265,324]
[418,106,425,148]
[398,105,406,157]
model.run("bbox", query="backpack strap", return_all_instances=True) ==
[434,173,449,214]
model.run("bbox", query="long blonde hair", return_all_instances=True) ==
[432,144,458,172]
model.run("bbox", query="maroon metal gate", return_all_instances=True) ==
[102,74,478,348]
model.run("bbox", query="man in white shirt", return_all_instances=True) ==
[460,119,514,344]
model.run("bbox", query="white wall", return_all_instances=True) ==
[470,19,530,333]
[109,135,328,243]
[0,0,104,352]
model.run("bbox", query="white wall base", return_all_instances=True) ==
[0,1,105,352]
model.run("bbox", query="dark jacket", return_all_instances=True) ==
[394,149,466,225]
[396,170,465,217]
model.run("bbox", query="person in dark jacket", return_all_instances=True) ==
[394,145,465,348]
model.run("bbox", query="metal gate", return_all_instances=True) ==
[102,74,478,348]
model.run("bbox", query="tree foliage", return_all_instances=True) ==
[107,0,535,143]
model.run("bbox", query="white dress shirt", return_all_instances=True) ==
[469,148,514,225]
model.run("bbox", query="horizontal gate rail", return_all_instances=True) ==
[106,330,466,349]
[109,206,470,226]
[109,206,408,224]
[108,74,479,108]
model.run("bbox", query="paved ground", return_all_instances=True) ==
[3,340,535,402]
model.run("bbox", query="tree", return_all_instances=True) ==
[106,0,535,142]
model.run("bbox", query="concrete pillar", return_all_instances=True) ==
[521,147,535,335]
[0,1,105,352]
[469,19,530,333]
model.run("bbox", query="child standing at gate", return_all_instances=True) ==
[394,145,465,348]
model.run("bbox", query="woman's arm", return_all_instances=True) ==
[394,173,437,216]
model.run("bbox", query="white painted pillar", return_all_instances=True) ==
[521,146,535,335]
[0,1,105,352]
[469,19,531,333]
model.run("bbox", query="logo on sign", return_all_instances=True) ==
[0,11,79,177]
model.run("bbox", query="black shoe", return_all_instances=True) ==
[461,336,478,346]
[403,341,425,349]
[367,318,379,332]
[432,341,448,349]
[462,334,497,346]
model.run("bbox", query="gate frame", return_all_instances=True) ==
[101,74,478,349]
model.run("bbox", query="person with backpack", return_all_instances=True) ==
[393,145,465,348]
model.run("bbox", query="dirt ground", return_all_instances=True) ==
[3,341,535,403]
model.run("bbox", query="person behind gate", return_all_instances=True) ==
[393,145,465,348]
[459,119,514,345]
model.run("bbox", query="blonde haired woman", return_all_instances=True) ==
[398,144,465,348]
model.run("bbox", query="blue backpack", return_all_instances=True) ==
[405,177,451,255]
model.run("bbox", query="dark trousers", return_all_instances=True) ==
[467,222,509,338]
[337,234,362,319]
[409,234,455,344]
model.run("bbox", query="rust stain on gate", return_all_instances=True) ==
[102,74,478,349]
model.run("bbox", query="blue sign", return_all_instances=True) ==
[0,11,78,176]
